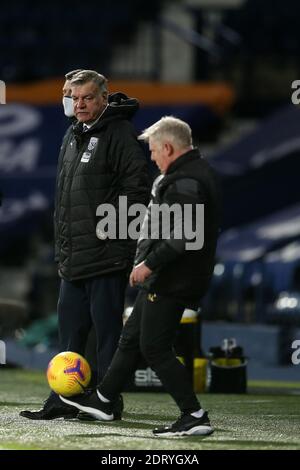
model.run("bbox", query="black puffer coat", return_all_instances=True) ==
[54,93,150,281]
[135,149,221,305]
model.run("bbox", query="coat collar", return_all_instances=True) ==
[166,148,201,175]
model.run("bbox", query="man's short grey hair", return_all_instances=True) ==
[139,116,193,149]
[65,69,83,80]
[70,70,108,94]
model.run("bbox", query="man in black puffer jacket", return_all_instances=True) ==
[60,116,221,437]
[21,70,150,420]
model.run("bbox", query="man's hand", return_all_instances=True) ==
[129,261,152,287]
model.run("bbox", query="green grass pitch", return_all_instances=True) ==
[0,369,300,450]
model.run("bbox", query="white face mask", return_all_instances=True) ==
[62,96,75,117]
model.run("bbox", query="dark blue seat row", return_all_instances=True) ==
[0,0,162,82]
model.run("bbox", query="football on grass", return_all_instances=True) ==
[47,351,91,397]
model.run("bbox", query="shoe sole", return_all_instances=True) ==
[59,396,113,421]
[153,425,214,437]
[19,412,78,420]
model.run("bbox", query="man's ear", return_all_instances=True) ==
[164,141,173,156]
[102,91,108,103]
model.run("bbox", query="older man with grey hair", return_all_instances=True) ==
[60,116,221,437]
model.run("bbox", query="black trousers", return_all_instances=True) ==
[100,290,200,413]
[57,271,127,382]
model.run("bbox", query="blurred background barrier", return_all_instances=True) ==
[0,299,28,337]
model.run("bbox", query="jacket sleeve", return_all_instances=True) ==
[107,120,151,265]
[108,120,151,206]
[144,178,206,270]
[54,125,73,262]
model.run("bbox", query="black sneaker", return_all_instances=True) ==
[112,394,123,420]
[153,411,213,437]
[77,394,123,422]
[59,389,114,421]
[20,393,79,420]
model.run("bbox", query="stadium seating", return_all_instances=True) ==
[0,0,163,82]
